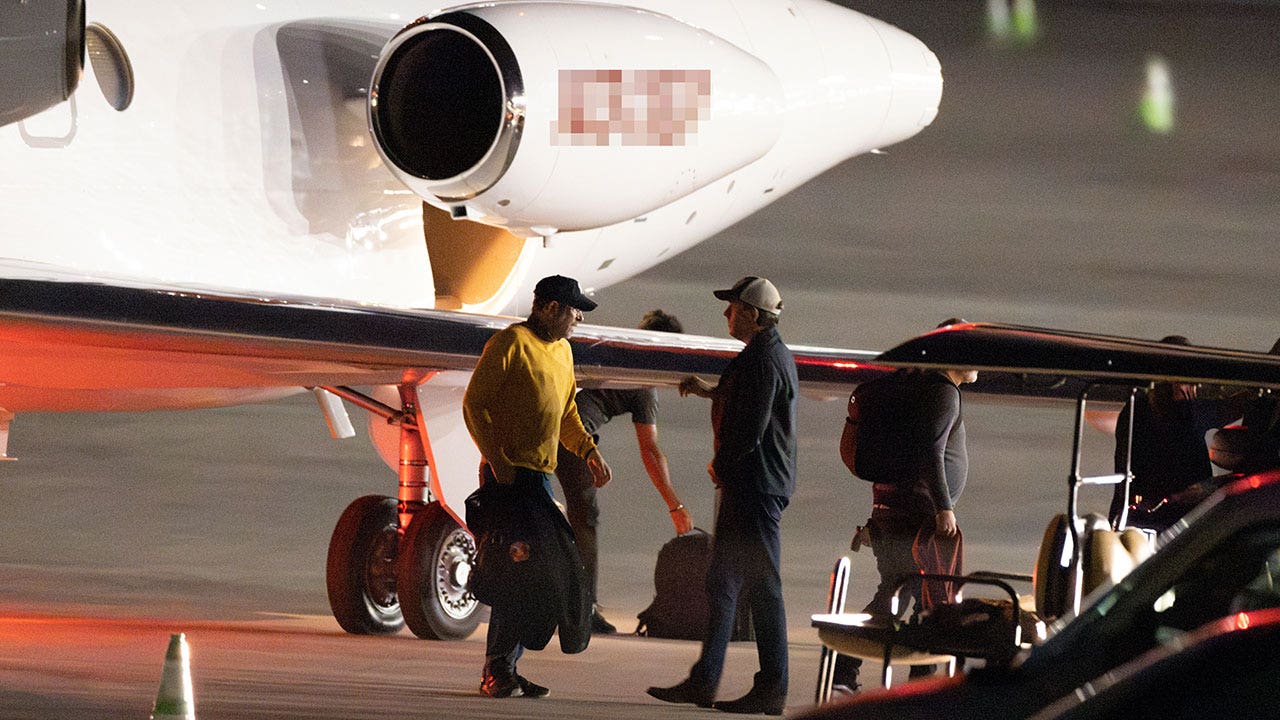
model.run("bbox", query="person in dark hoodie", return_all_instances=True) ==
[648,276,798,716]
[555,309,694,635]
[462,274,612,699]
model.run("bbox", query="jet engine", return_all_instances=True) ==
[368,2,783,236]
[0,0,84,127]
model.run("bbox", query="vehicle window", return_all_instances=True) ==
[1150,526,1280,638]
[1019,523,1280,685]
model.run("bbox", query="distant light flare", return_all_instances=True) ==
[987,0,1038,46]
[986,0,1010,38]
[1140,55,1175,134]
[1011,0,1038,42]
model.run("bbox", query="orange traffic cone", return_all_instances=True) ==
[150,633,195,720]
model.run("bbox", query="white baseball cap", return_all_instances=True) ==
[713,276,783,315]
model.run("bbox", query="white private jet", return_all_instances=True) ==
[0,0,941,639]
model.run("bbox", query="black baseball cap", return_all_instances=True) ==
[534,274,597,311]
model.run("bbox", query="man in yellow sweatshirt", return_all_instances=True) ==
[463,274,612,698]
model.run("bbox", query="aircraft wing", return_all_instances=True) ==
[878,322,1280,399]
[0,276,887,413]
[7,277,1274,415]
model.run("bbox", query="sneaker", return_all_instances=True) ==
[479,674,523,698]
[591,609,617,635]
[830,684,860,699]
[515,674,550,698]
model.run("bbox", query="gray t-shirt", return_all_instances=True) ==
[574,387,658,435]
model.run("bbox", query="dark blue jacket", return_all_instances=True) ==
[711,326,798,500]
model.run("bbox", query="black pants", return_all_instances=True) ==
[555,443,600,603]
[688,490,789,699]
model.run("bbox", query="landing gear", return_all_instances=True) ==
[325,495,404,635]
[398,503,481,640]
[320,383,482,640]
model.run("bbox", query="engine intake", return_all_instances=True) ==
[368,2,783,235]
[370,12,521,200]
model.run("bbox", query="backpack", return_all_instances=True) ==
[635,529,754,641]
[851,371,958,484]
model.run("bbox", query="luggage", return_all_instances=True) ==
[851,370,960,485]
[911,597,1040,666]
[464,474,591,653]
[635,529,754,641]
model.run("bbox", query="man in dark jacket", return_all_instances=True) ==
[648,276,798,716]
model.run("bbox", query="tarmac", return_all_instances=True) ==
[2,1,1278,717]
[0,611,825,720]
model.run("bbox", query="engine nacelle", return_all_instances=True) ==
[369,2,783,235]
[0,0,84,128]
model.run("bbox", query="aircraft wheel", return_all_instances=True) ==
[397,502,482,640]
[326,495,404,635]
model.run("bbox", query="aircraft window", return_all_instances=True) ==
[85,23,133,112]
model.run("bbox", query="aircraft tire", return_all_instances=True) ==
[326,495,405,635]
[397,502,482,640]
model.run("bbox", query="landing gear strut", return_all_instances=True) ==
[322,384,481,639]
